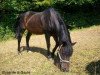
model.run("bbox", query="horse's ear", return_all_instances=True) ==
[72,42,77,46]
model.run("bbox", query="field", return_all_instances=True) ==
[0,26,100,75]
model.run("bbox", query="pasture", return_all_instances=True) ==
[0,26,100,75]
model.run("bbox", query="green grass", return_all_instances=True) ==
[0,26,100,75]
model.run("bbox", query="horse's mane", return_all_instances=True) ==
[49,8,73,56]
[49,8,71,43]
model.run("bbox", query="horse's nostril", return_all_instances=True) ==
[65,69,69,72]
[61,68,69,72]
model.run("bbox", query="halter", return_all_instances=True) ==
[57,45,70,63]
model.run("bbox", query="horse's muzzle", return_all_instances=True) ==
[61,68,69,72]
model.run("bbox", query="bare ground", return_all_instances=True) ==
[0,26,100,75]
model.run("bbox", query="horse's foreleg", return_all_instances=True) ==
[52,36,59,58]
[45,33,51,59]
[26,32,32,52]
[52,43,59,58]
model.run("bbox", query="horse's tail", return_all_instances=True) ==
[13,14,23,39]
[13,15,20,33]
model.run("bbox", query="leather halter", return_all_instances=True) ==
[57,45,70,63]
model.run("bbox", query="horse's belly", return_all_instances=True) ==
[26,24,44,35]
[29,28,44,34]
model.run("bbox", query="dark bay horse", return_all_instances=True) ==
[14,8,73,72]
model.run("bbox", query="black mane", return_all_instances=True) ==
[49,8,73,56]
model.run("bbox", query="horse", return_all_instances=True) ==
[14,8,73,72]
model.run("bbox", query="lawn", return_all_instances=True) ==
[0,26,100,75]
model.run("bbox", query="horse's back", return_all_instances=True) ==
[26,13,44,34]
[24,11,36,22]
[18,11,36,29]
[24,8,60,35]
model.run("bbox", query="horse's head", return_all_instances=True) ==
[58,42,73,72]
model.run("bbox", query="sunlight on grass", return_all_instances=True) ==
[0,26,100,75]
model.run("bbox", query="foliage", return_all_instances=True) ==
[0,0,100,41]
[0,13,16,41]
[62,12,100,29]
[0,0,99,12]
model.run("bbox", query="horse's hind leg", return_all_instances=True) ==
[17,28,25,54]
[45,33,51,59]
[18,35,22,54]
[26,31,32,52]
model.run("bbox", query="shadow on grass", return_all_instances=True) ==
[21,46,48,58]
[85,60,100,75]
[21,46,61,70]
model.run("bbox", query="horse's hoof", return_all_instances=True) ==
[26,47,30,52]
[51,53,54,58]
[26,47,30,50]
[18,52,21,55]
[47,55,52,59]
[27,50,29,52]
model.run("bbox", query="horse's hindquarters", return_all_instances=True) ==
[26,14,44,34]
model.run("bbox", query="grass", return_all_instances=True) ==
[0,25,100,75]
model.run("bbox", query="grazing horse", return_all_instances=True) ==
[14,8,73,72]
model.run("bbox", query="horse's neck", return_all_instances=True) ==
[60,25,69,43]
[59,25,65,41]
[60,25,72,46]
